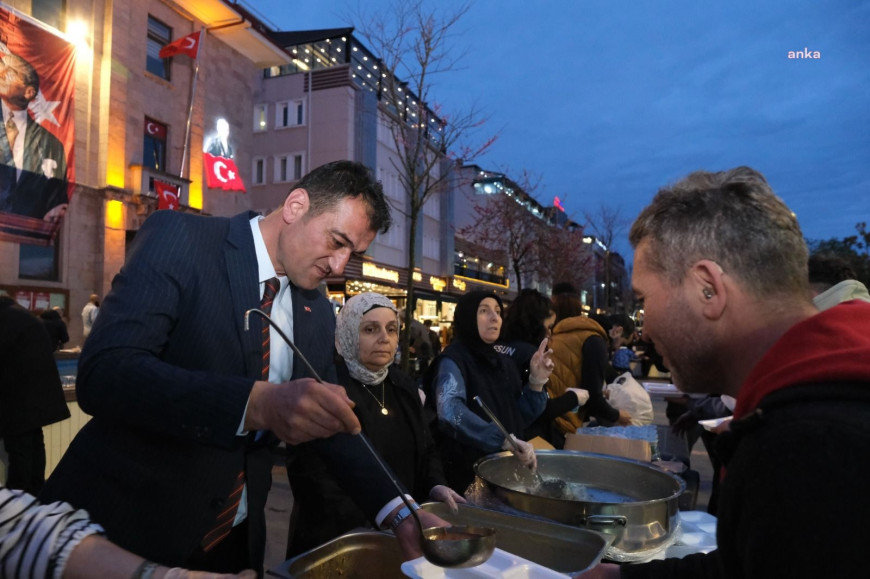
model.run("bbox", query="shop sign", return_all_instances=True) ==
[452,278,467,292]
[429,276,447,292]
[412,271,422,282]
[362,262,399,283]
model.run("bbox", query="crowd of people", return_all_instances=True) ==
[2,161,867,578]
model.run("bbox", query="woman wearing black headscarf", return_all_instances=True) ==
[423,291,553,491]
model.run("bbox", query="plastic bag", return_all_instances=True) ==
[604,372,654,425]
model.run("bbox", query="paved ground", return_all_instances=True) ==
[261,396,716,572]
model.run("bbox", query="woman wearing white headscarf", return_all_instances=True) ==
[285,293,464,558]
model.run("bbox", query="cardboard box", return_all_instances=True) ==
[528,436,555,451]
[563,432,651,462]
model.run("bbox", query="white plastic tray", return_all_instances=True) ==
[660,511,718,560]
[401,548,570,578]
[698,417,732,432]
[642,381,680,395]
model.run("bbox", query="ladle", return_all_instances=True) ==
[473,396,567,498]
[245,308,496,568]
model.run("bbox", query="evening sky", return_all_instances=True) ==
[249,0,869,258]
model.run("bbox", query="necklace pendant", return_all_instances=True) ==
[381,407,389,416]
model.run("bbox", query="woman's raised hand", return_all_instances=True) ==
[528,337,555,389]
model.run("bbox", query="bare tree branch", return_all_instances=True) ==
[350,0,496,371]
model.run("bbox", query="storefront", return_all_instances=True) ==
[327,255,458,346]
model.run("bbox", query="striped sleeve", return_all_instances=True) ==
[0,488,104,579]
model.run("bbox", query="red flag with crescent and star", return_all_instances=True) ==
[158,31,201,59]
[204,152,246,192]
[155,179,179,210]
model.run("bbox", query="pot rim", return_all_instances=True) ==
[474,449,687,505]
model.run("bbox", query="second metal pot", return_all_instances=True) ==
[473,450,685,560]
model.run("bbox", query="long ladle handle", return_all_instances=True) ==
[474,396,521,452]
[357,431,425,532]
[245,308,425,533]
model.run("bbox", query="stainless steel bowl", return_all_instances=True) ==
[473,450,685,559]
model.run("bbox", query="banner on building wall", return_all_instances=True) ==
[0,5,76,246]
[204,152,246,192]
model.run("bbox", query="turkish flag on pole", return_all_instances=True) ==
[159,31,201,59]
[204,153,246,193]
[155,180,180,210]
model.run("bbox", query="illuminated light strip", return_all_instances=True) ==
[362,262,399,283]
[454,275,510,289]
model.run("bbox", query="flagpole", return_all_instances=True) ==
[179,28,204,179]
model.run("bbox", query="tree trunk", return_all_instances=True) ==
[400,200,419,374]
[604,250,611,313]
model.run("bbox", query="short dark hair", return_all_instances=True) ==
[808,252,857,291]
[501,289,555,345]
[609,313,636,336]
[552,292,583,323]
[295,160,392,234]
[588,313,612,334]
[552,282,580,297]
[630,166,807,298]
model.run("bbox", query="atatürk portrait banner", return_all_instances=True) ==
[0,5,76,245]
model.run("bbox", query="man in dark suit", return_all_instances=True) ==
[0,52,69,222]
[40,161,446,574]
[0,296,70,494]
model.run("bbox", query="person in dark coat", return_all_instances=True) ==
[0,296,70,494]
[38,161,446,575]
[496,288,588,448]
[578,166,870,579]
[286,293,464,557]
[38,307,69,351]
[423,291,552,491]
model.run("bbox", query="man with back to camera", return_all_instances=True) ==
[40,161,447,575]
[0,295,70,495]
[577,166,870,579]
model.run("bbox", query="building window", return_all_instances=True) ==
[146,16,172,79]
[275,100,305,128]
[32,0,65,30]
[253,104,268,132]
[423,233,439,259]
[144,118,167,172]
[274,153,304,183]
[19,242,60,281]
[252,157,266,185]
[423,192,440,218]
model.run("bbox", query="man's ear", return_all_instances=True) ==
[690,259,727,320]
[282,188,309,224]
[24,86,37,102]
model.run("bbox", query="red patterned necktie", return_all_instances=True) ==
[202,277,279,551]
[259,277,280,380]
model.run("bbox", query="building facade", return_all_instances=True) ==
[0,0,296,343]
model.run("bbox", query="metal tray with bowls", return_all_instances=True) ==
[268,502,610,578]
[268,530,405,579]
[420,502,611,575]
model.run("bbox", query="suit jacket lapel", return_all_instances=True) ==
[290,283,310,380]
[225,212,261,379]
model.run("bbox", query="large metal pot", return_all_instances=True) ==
[473,450,685,560]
